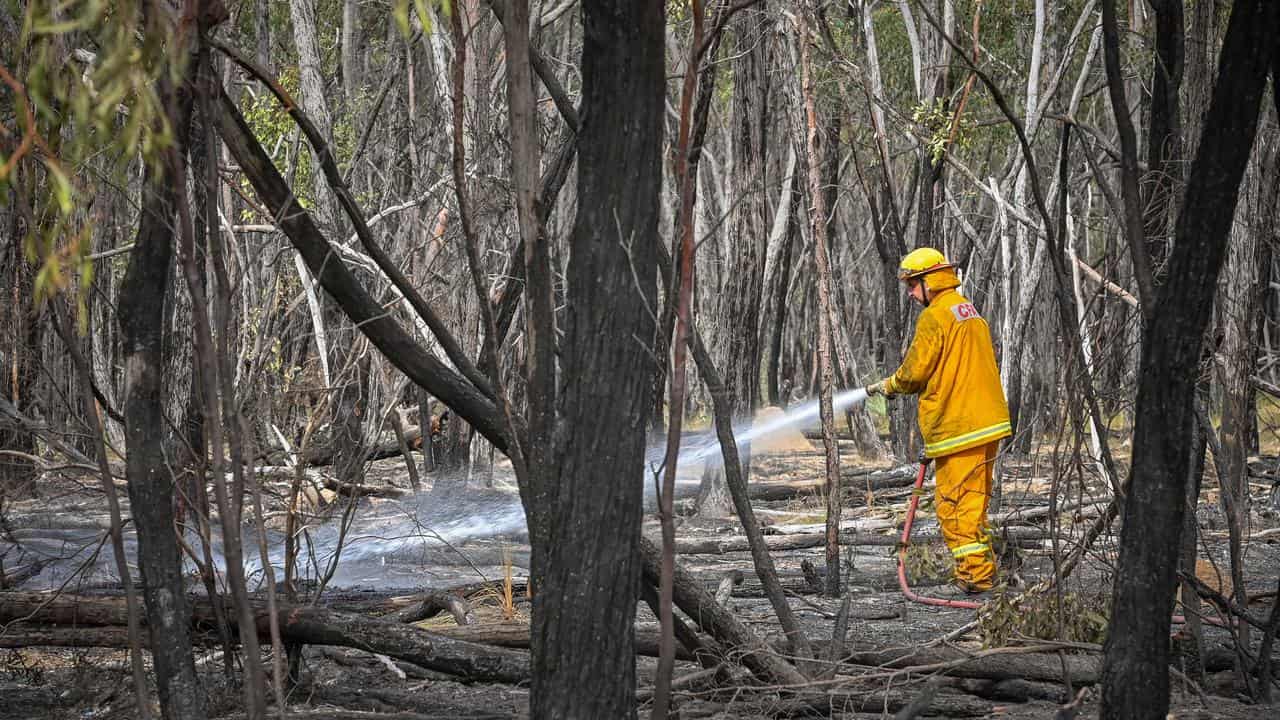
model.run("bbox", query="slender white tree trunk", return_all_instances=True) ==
[286,0,338,228]
[342,0,360,105]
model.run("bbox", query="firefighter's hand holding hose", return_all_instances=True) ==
[864,379,893,397]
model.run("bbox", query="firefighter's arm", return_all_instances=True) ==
[883,311,944,395]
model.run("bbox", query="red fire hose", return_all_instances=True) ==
[897,459,984,610]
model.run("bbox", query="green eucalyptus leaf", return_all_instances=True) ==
[45,160,73,213]
[393,0,412,36]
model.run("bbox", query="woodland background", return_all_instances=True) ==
[1,1,1279,719]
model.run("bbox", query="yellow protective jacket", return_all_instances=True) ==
[884,267,1011,458]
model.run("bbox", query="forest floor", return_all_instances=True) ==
[2,422,1280,719]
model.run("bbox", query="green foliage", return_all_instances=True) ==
[911,97,975,164]
[392,0,448,38]
[4,0,180,315]
[667,0,690,25]
[978,585,1110,648]
[241,65,316,213]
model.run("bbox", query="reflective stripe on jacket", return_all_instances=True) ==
[884,268,1011,458]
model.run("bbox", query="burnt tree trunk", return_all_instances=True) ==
[0,189,39,497]
[722,0,771,431]
[698,1,773,518]
[638,536,807,686]
[1102,0,1156,312]
[822,111,881,458]
[115,7,212,718]
[1100,2,1280,718]
[656,238,815,666]
[1143,0,1184,277]
[527,2,663,717]
[0,592,530,684]
[1216,112,1280,696]
[1175,389,1209,684]
[0,25,40,498]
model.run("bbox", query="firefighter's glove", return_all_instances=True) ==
[865,379,893,398]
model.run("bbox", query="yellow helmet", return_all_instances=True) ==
[898,247,953,281]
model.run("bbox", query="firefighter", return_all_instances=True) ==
[866,248,1011,594]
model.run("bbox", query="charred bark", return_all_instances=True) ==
[0,190,39,496]
[695,1,774,519]
[1101,0,1156,313]
[1100,2,1280,718]
[722,0,771,430]
[655,240,815,665]
[527,2,663,716]
[1143,0,1184,276]
[638,536,807,687]
[116,5,216,717]
[0,592,530,684]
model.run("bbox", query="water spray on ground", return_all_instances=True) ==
[3,389,871,591]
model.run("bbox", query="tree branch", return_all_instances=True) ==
[211,38,497,403]
[212,85,516,452]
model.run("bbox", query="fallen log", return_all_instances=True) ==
[317,590,423,615]
[321,579,534,615]
[290,430,423,469]
[0,592,694,664]
[0,591,528,684]
[222,707,501,712]
[997,500,1109,524]
[256,419,439,474]
[947,677,1068,703]
[305,685,525,719]
[733,573,930,599]
[640,577,725,670]
[0,626,155,648]
[761,517,896,535]
[430,621,697,662]
[257,466,408,498]
[674,530,881,555]
[682,685,994,718]
[748,465,917,502]
[839,645,1100,685]
[0,589,130,626]
[674,527,1048,555]
[0,618,699,664]
[638,535,808,686]
[392,591,475,625]
[320,475,408,498]
[0,559,47,589]
[228,689,524,720]
[260,605,528,683]
[887,679,940,720]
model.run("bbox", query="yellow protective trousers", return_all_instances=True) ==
[934,441,998,588]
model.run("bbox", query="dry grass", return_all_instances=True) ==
[411,546,527,630]
[501,547,517,621]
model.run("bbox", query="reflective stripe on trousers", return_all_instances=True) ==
[951,541,991,558]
